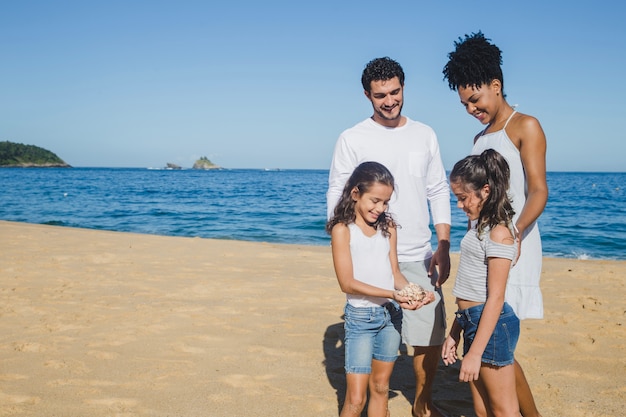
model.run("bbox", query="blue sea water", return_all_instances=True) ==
[1,168,624,260]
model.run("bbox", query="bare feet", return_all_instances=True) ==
[412,404,446,417]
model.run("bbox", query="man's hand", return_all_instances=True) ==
[442,335,458,366]
[429,239,450,287]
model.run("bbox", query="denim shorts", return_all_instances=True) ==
[455,302,520,366]
[343,302,402,374]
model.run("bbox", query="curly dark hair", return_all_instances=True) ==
[442,31,505,97]
[449,149,515,237]
[361,57,405,92]
[326,161,398,238]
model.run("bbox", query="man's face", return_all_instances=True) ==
[365,76,404,127]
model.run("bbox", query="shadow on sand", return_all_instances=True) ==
[323,319,477,417]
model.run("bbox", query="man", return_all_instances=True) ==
[327,57,451,417]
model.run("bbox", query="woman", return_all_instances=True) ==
[443,31,548,417]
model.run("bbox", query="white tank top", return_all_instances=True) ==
[473,111,526,216]
[346,223,395,308]
[471,110,544,319]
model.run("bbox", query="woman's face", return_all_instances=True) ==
[457,80,501,125]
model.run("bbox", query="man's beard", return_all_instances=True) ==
[375,103,403,121]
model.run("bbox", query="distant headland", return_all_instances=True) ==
[0,141,223,170]
[0,141,71,167]
[162,157,221,170]
[192,156,221,170]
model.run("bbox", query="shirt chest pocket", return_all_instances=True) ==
[408,151,429,178]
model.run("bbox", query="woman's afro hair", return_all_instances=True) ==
[442,31,504,92]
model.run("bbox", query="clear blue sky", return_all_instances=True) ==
[2,1,624,171]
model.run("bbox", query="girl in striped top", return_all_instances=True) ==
[442,149,521,417]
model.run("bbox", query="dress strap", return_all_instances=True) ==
[503,110,517,129]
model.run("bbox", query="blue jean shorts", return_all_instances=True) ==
[455,302,520,367]
[343,302,402,374]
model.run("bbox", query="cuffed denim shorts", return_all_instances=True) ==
[343,302,402,374]
[455,302,520,366]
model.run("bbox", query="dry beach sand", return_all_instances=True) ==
[1,220,624,416]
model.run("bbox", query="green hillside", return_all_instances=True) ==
[0,141,70,167]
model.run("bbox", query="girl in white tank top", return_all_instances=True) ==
[326,161,434,417]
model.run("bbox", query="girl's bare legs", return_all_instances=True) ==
[476,363,521,417]
[472,360,542,417]
[341,373,369,417]
[368,359,394,417]
[340,359,394,417]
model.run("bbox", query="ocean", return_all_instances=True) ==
[1,168,624,260]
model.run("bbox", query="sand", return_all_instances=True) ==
[0,220,624,416]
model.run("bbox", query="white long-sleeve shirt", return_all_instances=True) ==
[327,117,451,262]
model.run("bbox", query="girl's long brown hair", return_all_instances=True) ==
[326,161,397,237]
[450,149,515,236]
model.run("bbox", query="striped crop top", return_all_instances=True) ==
[453,223,517,303]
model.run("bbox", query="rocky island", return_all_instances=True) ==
[192,156,221,170]
[0,141,71,167]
